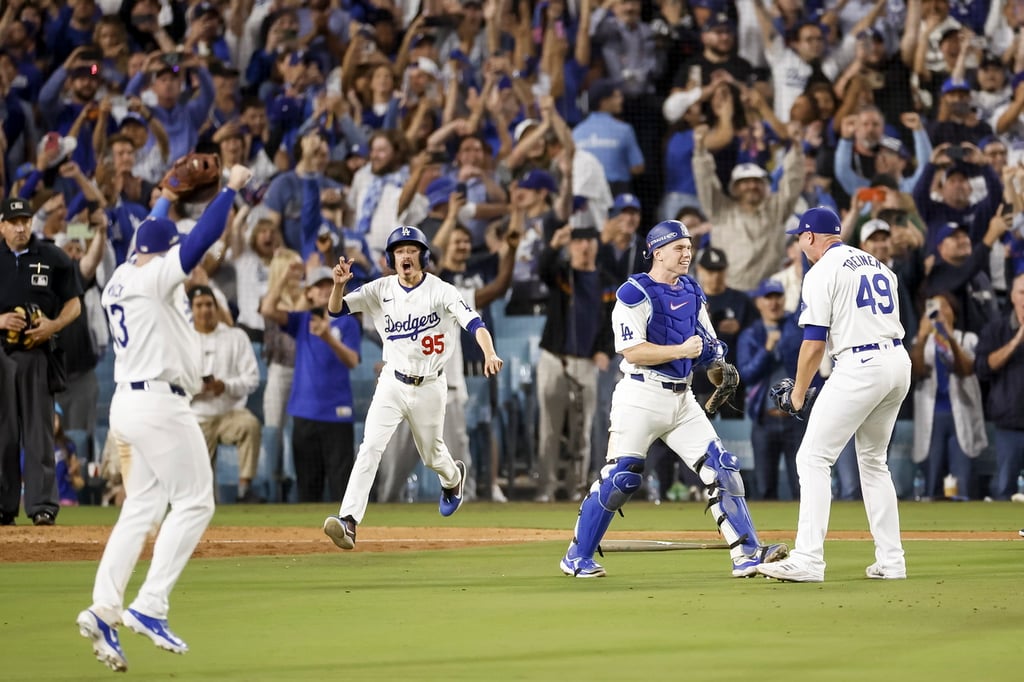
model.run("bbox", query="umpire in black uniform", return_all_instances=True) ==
[1,197,83,526]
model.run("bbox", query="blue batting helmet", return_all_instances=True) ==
[643,220,692,259]
[786,206,842,236]
[385,225,431,269]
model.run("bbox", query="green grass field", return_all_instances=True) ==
[2,501,1021,681]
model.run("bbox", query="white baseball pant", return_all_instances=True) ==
[89,387,215,623]
[790,346,911,575]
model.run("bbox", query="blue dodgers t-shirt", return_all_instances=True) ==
[284,311,361,422]
[264,171,345,252]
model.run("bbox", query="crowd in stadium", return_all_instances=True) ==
[3,0,1024,525]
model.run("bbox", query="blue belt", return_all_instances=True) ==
[852,339,902,354]
[129,380,187,397]
[394,370,442,386]
[630,373,690,393]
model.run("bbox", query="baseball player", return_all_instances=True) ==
[560,220,789,578]
[76,164,254,672]
[758,207,910,583]
[322,225,503,549]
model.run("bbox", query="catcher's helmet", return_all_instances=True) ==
[643,220,692,259]
[136,217,180,254]
[786,206,842,236]
[385,225,431,269]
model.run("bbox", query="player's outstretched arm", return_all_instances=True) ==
[474,326,503,377]
[178,165,253,272]
[327,256,355,315]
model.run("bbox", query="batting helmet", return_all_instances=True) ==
[643,220,692,259]
[786,206,842,236]
[385,225,431,270]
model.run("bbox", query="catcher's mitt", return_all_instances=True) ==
[769,378,819,421]
[2,303,43,351]
[704,361,739,414]
[161,153,222,202]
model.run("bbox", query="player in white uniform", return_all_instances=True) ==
[76,165,253,672]
[758,207,910,583]
[322,225,503,549]
[559,220,788,578]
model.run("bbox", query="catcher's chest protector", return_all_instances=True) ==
[628,273,702,379]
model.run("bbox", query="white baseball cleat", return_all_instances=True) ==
[77,609,128,672]
[757,559,824,583]
[323,515,357,550]
[865,563,907,580]
[122,608,189,654]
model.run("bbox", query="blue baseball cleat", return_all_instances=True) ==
[732,542,789,578]
[439,460,467,517]
[122,608,189,654]
[77,609,128,672]
[560,555,607,578]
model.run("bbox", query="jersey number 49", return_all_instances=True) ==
[855,274,895,315]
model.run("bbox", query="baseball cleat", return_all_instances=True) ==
[732,542,790,578]
[560,555,607,578]
[77,609,128,672]
[757,559,824,583]
[865,563,907,580]
[122,608,189,654]
[439,460,467,517]
[323,515,357,550]
[1020,529,1024,538]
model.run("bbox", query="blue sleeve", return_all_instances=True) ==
[625,125,644,168]
[912,164,938,220]
[338,114,368,148]
[803,325,828,341]
[66,193,87,219]
[328,302,352,317]
[264,175,288,214]
[466,317,485,335]
[903,129,933,192]
[186,68,216,129]
[39,67,69,128]
[124,70,146,98]
[736,327,771,383]
[382,97,401,130]
[283,311,302,337]
[18,170,44,199]
[300,177,322,258]
[834,137,866,196]
[177,188,237,272]
[149,196,172,219]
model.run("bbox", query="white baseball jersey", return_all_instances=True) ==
[798,244,905,356]
[612,288,717,382]
[344,273,479,377]
[101,246,202,395]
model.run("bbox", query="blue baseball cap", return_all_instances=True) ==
[610,193,641,216]
[933,221,969,244]
[135,217,180,254]
[941,77,970,95]
[588,78,621,107]
[751,279,786,299]
[786,207,842,235]
[517,169,557,193]
[426,177,456,210]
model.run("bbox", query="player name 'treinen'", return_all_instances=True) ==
[841,254,883,271]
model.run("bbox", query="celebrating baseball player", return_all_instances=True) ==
[560,220,789,578]
[322,225,503,550]
[758,207,910,583]
[76,163,254,672]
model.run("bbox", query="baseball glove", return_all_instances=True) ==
[160,153,222,202]
[704,361,739,414]
[2,303,43,351]
[769,378,819,421]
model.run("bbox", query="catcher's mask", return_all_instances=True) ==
[643,220,691,259]
[136,217,180,254]
[385,225,431,270]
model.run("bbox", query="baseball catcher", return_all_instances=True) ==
[160,153,222,202]
[704,359,739,414]
[769,378,818,420]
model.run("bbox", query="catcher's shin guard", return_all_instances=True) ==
[566,457,645,560]
[695,440,760,555]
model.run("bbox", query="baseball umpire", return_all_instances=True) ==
[1,196,83,526]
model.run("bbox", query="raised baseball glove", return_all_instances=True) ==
[704,361,739,414]
[2,303,43,351]
[769,378,819,421]
[160,153,222,202]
